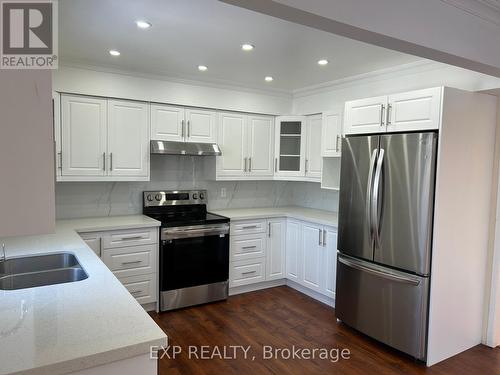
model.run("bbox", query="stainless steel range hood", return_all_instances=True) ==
[150,140,222,156]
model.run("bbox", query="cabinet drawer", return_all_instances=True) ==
[231,220,267,235]
[119,274,157,304]
[102,227,157,249]
[231,233,266,261]
[230,258,266,287]
[101,244,157,278]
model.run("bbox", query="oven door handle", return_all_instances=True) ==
[162,224,230,240]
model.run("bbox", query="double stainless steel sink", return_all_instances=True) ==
[0,253,88,290]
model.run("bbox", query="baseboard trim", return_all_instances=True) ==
[229,279,286,295]
[286,280,335,307]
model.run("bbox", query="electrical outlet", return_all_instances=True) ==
[220,187,227,198]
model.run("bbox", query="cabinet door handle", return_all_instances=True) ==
[181,120,185,138]
[130,290,143,295]
[386,103,392,126]
[121,260,142,265]
[244,157,248,172]
[249,157,252,172]
[318,229,322,245]
[103,152,106,171]
[99,238,102,258]
[305,159,308,173]
[323,229,326,247]
[242,225,258,230]
[242,245,257,250]
[187,120,191,137]
[380,104,385,126]
[110,153,113,171]
[336,135,340,152]
[274,158,278,172]
[268,222,271,238]
[58,152,62,170]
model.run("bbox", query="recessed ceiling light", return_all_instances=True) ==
[136,20,152,29]
[241,44,255,51]
[265,76,274,82]
[317,59,329,66]
[198,65,208,72]
[109,50,121,56]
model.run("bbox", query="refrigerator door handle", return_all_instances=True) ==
[372,148,384,248]
[338,255,420,286]
[366,149,378,238]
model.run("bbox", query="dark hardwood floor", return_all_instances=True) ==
[150,286,500,374]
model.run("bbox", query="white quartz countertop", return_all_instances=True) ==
[0,215,165,375]
[212,206,338,227]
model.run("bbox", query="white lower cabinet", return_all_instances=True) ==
[79,226,159,308]
[229,217,337,303]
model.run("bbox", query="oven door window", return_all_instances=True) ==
[161,233,229,291]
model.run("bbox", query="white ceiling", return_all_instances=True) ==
[59,0,422,92]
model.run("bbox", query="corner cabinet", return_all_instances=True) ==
[150,103,217,144]
[321,111,342,157]
[216,112,274,180]
[344,87,442,135]
[59,94,150,181]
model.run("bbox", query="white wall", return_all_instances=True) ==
[52,65,292,115]
[293,61,500,114]
[224,0,500,77]
[0,70,55,237]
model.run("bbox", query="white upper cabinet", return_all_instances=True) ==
[151,104,217,143]
[305,114,322,180]
[274,116,306,178]
[248,115,274,177]
[321,111,342,157]
[216,112,274,179]
[217,112,247,177]
[150,104,184,142]
[387,87,441,132]
[108,99,149,177]
[61,94,107,177]
[344,96,388,135]
[344,87,443,135]
[185,108,217,143]
[60,94,149,181]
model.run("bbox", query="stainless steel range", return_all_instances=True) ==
[143,190,230,311]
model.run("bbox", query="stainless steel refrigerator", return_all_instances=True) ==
[335,131,438,361]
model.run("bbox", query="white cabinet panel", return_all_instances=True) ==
[322,228,338,299]
[61,94,107,176]
[119,274,157,305]
[301,222,323,292]
[108,100,149,177]
[230,258,266,287]
[305,114,322,179]
[185,108,217,143]
[344,96,387,135]
[285,219,301,283]
[217,112,247,177]
[101,244,156,278]
[150,104,184,141]
[248,115,274,177]
[230,219,267,235]
[231,233,266,261]
[102,227,158,249]
[321,111,342,157]
[387,87,442,132]
[266,219,286,281]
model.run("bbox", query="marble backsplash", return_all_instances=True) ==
[55,155,339,219]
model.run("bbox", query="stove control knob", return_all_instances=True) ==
[192,193,199,200]
[146,194,154,202]
[199,192,205,200]
[155,193,162,201]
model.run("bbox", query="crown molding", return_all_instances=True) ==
[293,60,441,98]
[440,0,500,26]
[57,60,293,99]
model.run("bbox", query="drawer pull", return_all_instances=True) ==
[242,245,257,250]
[241,225,258,230]
[121,260,142,265]
[130,290,143,295]
[242,271,257,275]
[117,235,145,241]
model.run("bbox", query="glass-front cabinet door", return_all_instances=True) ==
[274,116,306,178]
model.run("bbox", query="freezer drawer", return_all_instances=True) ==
[335,254,429,360]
